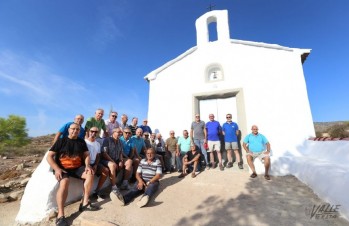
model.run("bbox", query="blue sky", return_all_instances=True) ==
[0,0,348,137]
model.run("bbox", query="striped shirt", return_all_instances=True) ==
[137,158,162,182]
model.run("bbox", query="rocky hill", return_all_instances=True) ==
[313,121,348,133]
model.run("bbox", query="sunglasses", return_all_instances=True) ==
[111,115,117,117]
[124,132,131,134]
[90,130,98,133]
[226,117,231,119]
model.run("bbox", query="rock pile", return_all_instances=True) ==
[0,155,41,204]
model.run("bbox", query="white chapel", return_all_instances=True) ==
[144,10,315,158]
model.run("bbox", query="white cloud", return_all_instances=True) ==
[0,50,88,109]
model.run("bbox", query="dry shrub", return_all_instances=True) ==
[328,123,349,138]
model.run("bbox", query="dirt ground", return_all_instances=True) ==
[1,166,348,226]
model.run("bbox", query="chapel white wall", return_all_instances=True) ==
[147,9,314,161]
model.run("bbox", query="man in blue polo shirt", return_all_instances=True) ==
[243,125,271,180]
[206,114,223,170]
[222,113,243,169]
[52,114,85,144]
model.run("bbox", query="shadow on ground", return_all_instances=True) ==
[173,175,348,226]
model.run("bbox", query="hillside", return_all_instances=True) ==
[314,121,348,133]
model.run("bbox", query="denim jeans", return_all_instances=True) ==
[170,151,176,169]
[176,153,185,170]
[194,139,208,165]
[123,181,159,204]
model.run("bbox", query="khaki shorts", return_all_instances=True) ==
[225,142,238,150]
[207,140,220,152]
[246,151,270,163]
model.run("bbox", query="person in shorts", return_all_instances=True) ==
[178,143,201,178]
[243,125,271,180]
[222,113,243,169]
[85,127,109,198]
[206,114,223,170]
[47,123,98,226]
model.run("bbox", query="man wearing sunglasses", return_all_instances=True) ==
[52,114,85,144]
[105,111,120,136]
[222,114,243,169]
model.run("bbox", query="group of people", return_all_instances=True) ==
[47,108,271,226]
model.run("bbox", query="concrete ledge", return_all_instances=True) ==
[272,140,349,220]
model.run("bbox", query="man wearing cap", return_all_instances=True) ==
[139,119,152,134]
[178,143,201,178]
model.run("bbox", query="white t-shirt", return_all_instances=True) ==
[85,139,101,164]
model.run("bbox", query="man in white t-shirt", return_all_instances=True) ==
[85,127,109,198]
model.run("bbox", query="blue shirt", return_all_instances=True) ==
[120,136,134,157]
[243,133,268,153]
[177,136,191,153]
[222,122,239,142]
[139,125,152,134]
[59,122,85,139]
[131,136,146,154]
[206,121,221,141]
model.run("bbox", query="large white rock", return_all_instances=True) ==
[15,151,110,224]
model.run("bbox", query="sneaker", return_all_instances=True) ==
[56,216,68,226]
[110,189,125,206]
[238,162,244,169]
[226,162,233,168]
[178,173,187,178]
[137,195,149,208]
[219,163,224,171]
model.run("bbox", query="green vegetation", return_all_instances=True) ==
[0,115,30,155]
[314,121,349,138]
[328,122,349,138]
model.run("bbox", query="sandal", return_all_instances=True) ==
[250,173,257,178]
[264,175,271,180]
[79,201,100,212]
